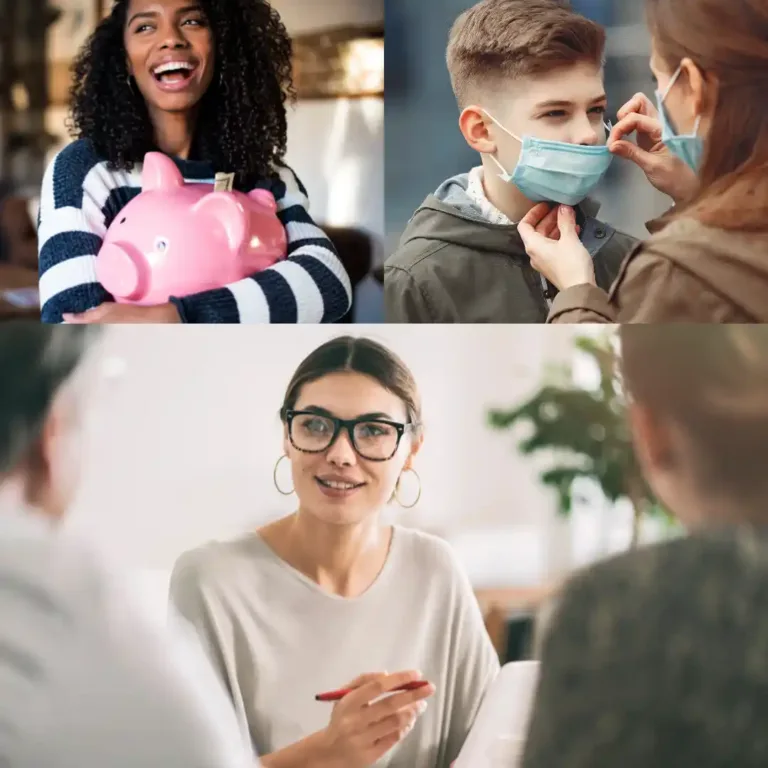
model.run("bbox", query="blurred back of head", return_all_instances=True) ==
[620,325,768,521]
[522,530,768,768]
[446,0,605,109]
[0,324,100,517]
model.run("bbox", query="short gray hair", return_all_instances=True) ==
[0,324,101,475]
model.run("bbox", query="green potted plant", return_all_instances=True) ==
[488,331,668,548]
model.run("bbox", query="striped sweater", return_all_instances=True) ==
[38,140,352,323]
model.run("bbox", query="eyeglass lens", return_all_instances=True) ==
[290,413,399,460]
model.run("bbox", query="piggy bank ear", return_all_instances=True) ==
[192,192,247,252]
[142,152,184,191]
[247,188,277,213]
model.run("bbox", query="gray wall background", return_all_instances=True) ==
[384,0,671,255]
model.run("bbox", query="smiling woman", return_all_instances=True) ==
[37,0,352,324]
[168,335,500,768]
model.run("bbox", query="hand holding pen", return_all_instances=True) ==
[315,670,435,767]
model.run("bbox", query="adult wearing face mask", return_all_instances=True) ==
[519,0,768,323]
[0,324,258,767]
[384,0,638,324]
[170,335,500,768]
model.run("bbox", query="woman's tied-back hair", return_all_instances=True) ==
[446,0,606,108]
[619,325,768,508]
[0,325,100,476]
[69,0,294,184]
[280,336,422,432]
[646,0,768,231]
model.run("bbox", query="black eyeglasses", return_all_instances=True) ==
[285,409,416,462]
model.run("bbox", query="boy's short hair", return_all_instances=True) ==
[446,0,607,108]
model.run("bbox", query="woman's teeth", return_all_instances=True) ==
[318,478,361,490]
[153,62,195,81]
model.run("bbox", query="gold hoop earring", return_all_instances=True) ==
[395,468,421,509]
[273,455,294,496]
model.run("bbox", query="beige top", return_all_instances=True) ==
[170,525,500,767]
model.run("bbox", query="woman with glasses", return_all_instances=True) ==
[170,335,500,768]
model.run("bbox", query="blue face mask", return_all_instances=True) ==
[484,110,614,206]
[656,64,704,172]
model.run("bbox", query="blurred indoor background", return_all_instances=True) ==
[67,324,676,664]
[0,0,384,321]
[384,0,672,257]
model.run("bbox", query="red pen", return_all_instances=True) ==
[315,679,430,702]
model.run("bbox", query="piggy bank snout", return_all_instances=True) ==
[96,242,147,300]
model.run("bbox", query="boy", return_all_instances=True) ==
[385,0,638,323]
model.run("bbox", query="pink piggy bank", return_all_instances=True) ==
[96,152,287,305]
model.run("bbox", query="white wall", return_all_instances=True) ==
[264,0,385,263]
[67,325,614,591]
[285,98,383,262]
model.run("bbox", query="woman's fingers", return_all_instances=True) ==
[609,139,663,177]
[517,219,549,256]
[362,683,435,730]
[556,205,579,240]
[517,219,543,249]
[535,205,560,238]
[520,202,553,230]
[342,672,387,690]
[368,700,427,744]
[62,304,109,324]
[345,670,424,711]
[607,112,662,147]
[617,92,657,121]
[330,672,387,711]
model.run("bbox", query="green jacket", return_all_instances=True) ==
[385,173,638,323]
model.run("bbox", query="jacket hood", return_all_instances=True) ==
[399,172,603,255]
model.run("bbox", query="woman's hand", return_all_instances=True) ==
[608,92,698,204]
[517,203,595,291]
[319,671,435,768]
[63,302,181,324]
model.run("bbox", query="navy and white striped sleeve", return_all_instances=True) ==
[37,140,137,323]
[170,166,352,323]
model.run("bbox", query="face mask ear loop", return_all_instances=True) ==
[482,108,523,143]
[480,108,522,178]
[661,63,684,104]
[691,115,702,137]
[488,153,510,178]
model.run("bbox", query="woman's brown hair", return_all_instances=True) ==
[646,0,768,232]
[620,325,768,503]
[280,336,422,430]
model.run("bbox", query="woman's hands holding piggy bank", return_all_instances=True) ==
[70,152,288,323]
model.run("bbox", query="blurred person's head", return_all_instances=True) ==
[448,0,609,202]
[279,336,423,529]
[522,530,768,768]
[646,0,768,231]
[69,0,293,184]
[620,325,768,528]
[0,325,101,522]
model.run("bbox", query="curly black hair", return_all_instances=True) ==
[68,0,295,184]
